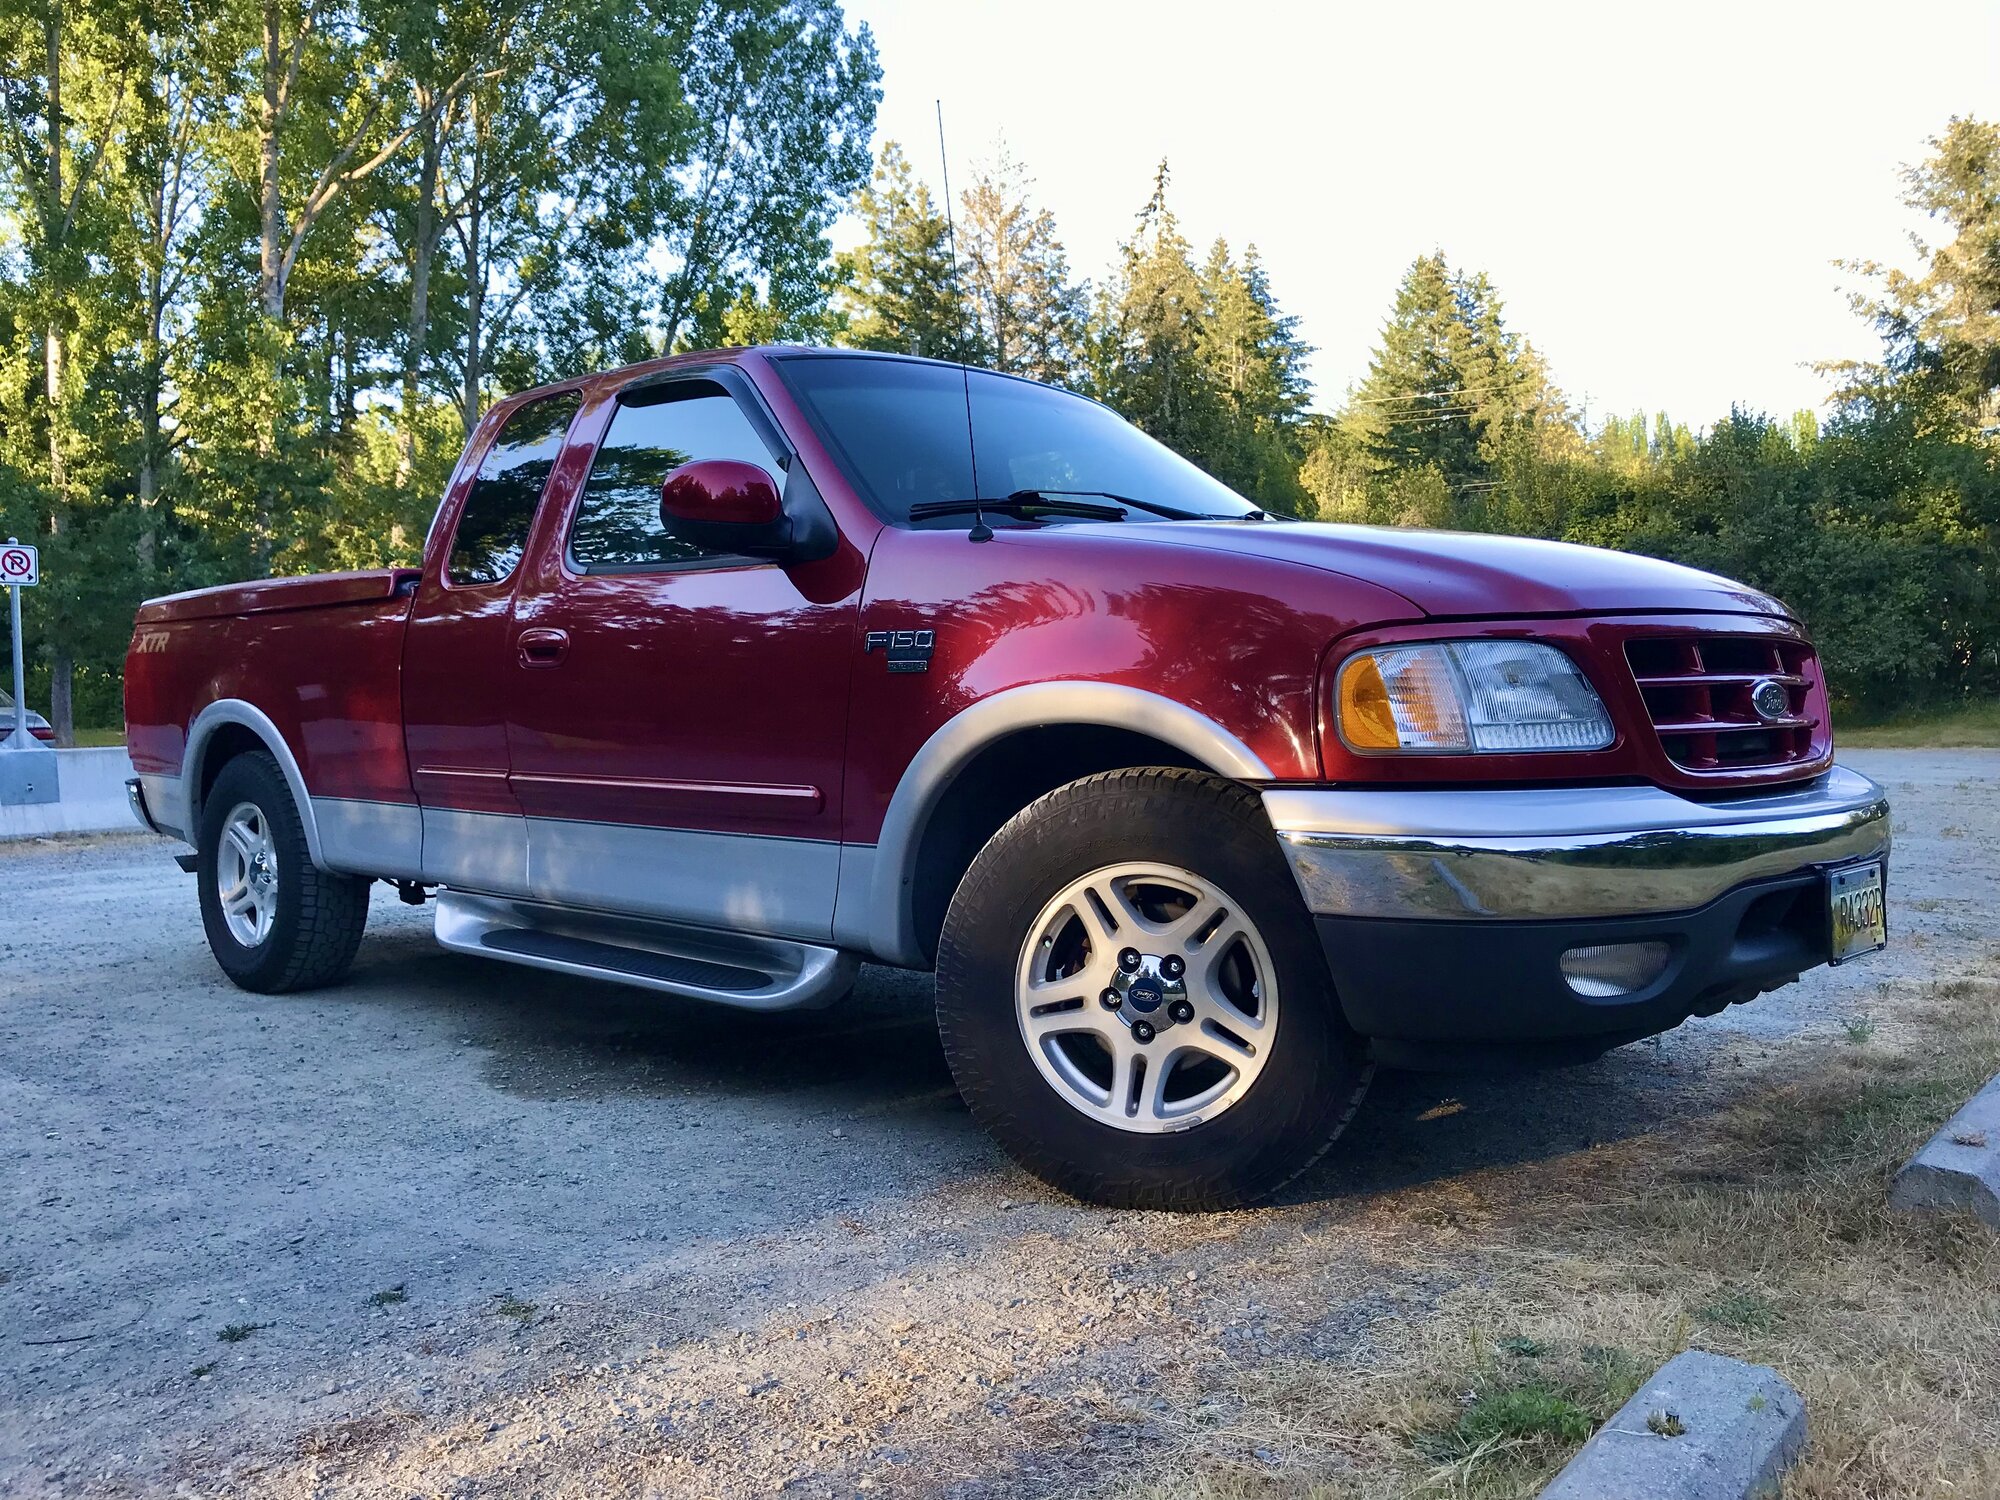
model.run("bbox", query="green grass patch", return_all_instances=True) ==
[1450,1383,1595,1450]
[217,1321,269,1343]
[1695,1288,1779,1333]
[1838,699,2000,748]
[368,1285,407,1307]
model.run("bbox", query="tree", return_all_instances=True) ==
[1197,240,1312,512]
[1093,162,1226,468]
[655,0,880,354]
[1339,252,1575,524]
[959,143,1083,384]
[838,140,979,360]
[0,0,149,738]
[1828,116,2000,432]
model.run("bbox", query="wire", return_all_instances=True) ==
[936,99,984,535]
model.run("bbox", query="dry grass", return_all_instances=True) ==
[1110,970,2000,1500]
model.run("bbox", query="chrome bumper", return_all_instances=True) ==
[125,776,167,837]
[1266,766,1890,922]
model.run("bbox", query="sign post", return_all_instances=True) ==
[0,538,57,808]
[2,539,41,750]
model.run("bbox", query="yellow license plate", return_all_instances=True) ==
[1829,861,1887,964]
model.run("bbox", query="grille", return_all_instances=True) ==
[1625,635,1823,773]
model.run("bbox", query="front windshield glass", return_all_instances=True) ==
[773,354,1258,526]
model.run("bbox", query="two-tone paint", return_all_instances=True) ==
[124,345,1857,984]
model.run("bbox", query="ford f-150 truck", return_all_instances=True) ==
[124,346,1891,1209]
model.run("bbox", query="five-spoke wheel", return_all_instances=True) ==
[1016,863,1278,1131]
[214,801,280,948]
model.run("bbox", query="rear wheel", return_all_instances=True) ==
[936,767,1372,1210]
[197,752,369,993]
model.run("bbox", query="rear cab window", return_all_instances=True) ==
[446,391,583,585]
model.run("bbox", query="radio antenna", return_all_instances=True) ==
[936,98,987,540]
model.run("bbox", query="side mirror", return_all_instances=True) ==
[659,458,789,558]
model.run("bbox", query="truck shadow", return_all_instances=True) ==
[354,919,1732,1207]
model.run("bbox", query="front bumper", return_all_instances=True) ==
[1265,766,1890,1062]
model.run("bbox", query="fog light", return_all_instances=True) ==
[1560,941,1671,998]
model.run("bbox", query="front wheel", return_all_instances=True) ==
[196,751,370,993]
[936,767,1372,1210]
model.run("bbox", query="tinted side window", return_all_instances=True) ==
[448,392,582,585]
[570,385,776,570]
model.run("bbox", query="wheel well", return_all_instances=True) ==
[908,724,1214,964]
[193,723,269,821]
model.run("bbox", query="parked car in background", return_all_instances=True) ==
[123,347,1891,1210]
[0,687,55,742]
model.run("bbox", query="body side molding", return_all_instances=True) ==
[838,682,1276,967]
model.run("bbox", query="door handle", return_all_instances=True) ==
[517,627,569,668]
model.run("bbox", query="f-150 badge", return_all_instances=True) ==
[864,628,934,673]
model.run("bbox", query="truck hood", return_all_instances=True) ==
[1109,521,1791,620]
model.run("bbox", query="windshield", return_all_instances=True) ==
[773,355,1259,527]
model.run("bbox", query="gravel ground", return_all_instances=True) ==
[0,749,1989,1498]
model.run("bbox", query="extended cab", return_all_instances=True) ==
[124,347,1891,1209]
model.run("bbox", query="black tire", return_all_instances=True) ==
[936,767,1373,1210]
[196,751,370,993]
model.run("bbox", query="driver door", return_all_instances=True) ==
[505,374,859,941]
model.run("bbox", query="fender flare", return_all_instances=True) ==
[842,682,1275,967]
[182,699,327,869]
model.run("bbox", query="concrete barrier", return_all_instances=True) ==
[0,746,145,840]
[1541,1350,1806,1500]
[1890,1071,2000,1227]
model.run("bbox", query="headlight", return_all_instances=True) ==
[1335,640,1613,754]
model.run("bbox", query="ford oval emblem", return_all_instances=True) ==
[1126,979,1164,1012]
[1749,677,1791,723]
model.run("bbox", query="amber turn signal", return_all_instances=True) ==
[1336,653,1401,750]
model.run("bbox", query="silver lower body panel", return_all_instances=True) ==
[1266,764,1891,921]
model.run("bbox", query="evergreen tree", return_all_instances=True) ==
[1095,162,1227,469]
[1341,251,1575,521]
[837,142,981,361]
[1197,240,1312,512]
[959,144,1084,384]
[1827,115,2000,432]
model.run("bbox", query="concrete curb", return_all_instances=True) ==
[1540,1349,1806,1500]
[0,746,141,840]
[1889,1071,2000,1227]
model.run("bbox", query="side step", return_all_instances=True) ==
[433,890,858,1011]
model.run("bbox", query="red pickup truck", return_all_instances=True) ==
[124,347,1891,1208]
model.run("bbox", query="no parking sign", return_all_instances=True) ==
[0,542,35,587]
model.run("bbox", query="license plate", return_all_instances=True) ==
[1828,861,1887,964]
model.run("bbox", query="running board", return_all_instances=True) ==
[433,890,858,1011]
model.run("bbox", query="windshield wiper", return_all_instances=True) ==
[908,496,1127,541]
[1005,488,1261,522]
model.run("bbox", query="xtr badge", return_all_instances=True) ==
[863,628,934,674]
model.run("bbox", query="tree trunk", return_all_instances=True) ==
[44,323,65,494]
[43,7,66,495]
[460,222,483,434]
[458,103,485,435]
[401,106,442,481]
[50,651,74,748]
[258,0,286,320]
[137,248,165,572]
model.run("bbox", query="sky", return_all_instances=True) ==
[839,0,2000,426]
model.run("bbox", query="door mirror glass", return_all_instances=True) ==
[658,458,787,555]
